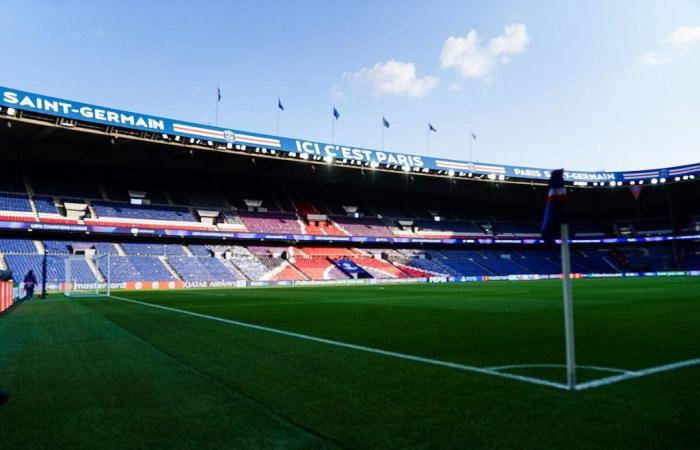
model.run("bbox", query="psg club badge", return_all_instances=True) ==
[223,130,236,143]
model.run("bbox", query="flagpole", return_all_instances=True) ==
[469,135,473,161]
[381,121,384,151]
[215,84,220,126]
[426,128,430,157]
[276,101,280,136]
[332,116,335,145]
[560,223,576,390]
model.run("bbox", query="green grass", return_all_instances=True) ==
[1,277,699,449]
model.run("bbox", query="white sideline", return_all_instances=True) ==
[575,357,700,390]
[107,295,570,391]
[106,295,700,392]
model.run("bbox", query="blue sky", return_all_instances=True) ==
[1,0,699,171]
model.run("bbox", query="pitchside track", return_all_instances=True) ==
[1,277,699,449]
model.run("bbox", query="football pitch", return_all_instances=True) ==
[1,277,699,449]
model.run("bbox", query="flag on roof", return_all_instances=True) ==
[470,131,477,139]
[382,117,390,128]
[278,98,284,111]
[541,169,568,243]
[428,123,437,132]
[217,86,222,102]
[333,107,340,120]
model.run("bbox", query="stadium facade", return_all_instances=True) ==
[0,86,698,292]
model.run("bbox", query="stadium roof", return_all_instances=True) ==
[1,85,698,187]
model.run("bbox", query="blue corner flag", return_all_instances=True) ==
[382,117,390,128]
[333,107,340,120]
[428,123,437,132]
[541,169,568,243]
[278,98,284,111]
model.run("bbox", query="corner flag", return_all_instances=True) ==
[541,169,567,243]
[542,168,576,390]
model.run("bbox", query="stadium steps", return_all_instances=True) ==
[87,204,98,220]
[113,243,127,256]
[510,258,534,275]
[33,240,45,255]
[162,190,175,205]
[468,257,495,275]
[297,219,307,235]
[0,254,7,270]
[159,256,183,281]
[27,197,40,222]
[388,260,415,278]
[97,183,109,201]
[86,257,106,283]
[22,173,34,197]
[287,260,311,280]
[182,245,194,257]
[602,256,623,272]
[431,258,461,276]
[221,258,251,281]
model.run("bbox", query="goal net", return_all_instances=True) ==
[64,254,111,297]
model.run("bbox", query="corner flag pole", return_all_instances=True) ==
[560,223,576,390]
[542,168,576,391]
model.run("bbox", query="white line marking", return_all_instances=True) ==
[108,295,569,391]
[576,357,700,390]
[488,364,632,374]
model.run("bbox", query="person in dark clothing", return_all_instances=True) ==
[23,270,37,300]
[0,389,8,406]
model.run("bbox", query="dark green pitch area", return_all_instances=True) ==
[1,278,699,449]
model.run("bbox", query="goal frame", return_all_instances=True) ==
[64,253,111,297]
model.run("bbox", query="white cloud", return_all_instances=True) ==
[666,26,700,50]
[449,83,463,91]
[640,25,700,66]
[342,60,439,97]
[440,23,529,79]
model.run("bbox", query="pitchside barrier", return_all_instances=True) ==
[47,270,700,295]
[0,281,14,313]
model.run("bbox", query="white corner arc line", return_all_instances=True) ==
[575,357,700,390]
[107,295,569,391]
[487,364,632,375]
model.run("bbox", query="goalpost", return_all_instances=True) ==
[64,254,111,297]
